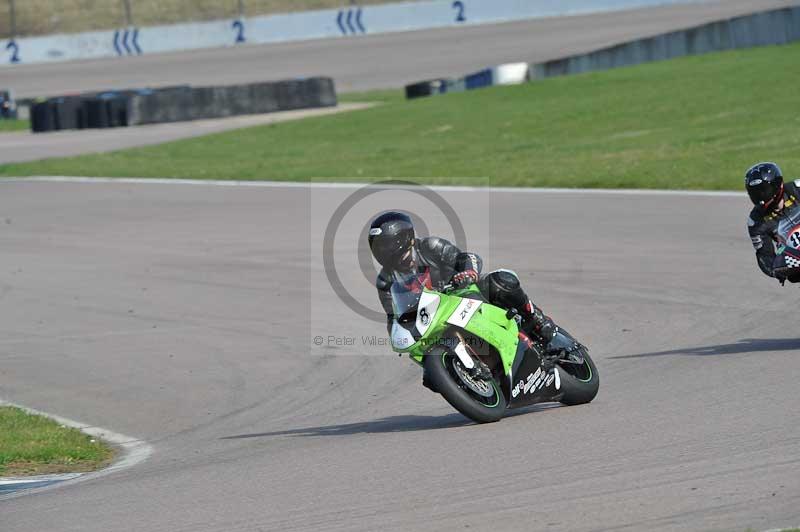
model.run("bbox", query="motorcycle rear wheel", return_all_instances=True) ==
[424,346,507,423]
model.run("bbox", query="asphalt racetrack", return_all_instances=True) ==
[3,1,800,530]
[1,180,799,531]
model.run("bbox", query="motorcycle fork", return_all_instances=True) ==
[455,331,496,380]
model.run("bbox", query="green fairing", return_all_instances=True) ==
[462,302,519,376]
[394,285,520,376]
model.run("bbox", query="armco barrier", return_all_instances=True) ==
[30,77,337,133]
[1,0,707,67]
[529,6,800,79]
[405,6,800,100]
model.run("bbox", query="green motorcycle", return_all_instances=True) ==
[390,271,599,423]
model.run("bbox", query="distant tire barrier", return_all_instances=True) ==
[31,99,55,133]
[29,77,337,133]
[0,90,17,119]
[405,79,451,100]
[53,96,89,130]
[405,63,529,100]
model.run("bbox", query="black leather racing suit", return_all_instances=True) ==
[375,236,551,339]
[748,179,800,280]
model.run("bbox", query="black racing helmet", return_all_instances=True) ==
[745,162,784,208]
[368,211,417,272]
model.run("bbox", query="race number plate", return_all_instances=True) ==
[787,223,800,249]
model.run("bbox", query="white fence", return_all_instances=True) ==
[0,0,705,67]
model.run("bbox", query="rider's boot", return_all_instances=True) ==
[519,301,558,352]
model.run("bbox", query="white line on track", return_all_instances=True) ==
[2,176,744,198]
[0,399,152,501]
[0,474,83,486]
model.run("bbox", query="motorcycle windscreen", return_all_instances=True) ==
[390,271,429,321]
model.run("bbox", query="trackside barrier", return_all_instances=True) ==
[405,63,529,99]
[30,77,337,133]
[1,0,708,67]
[406,6,800,99]
[0,89,17,119]
[529,6,800,79]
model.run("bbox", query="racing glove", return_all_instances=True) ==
[451,269,479,289]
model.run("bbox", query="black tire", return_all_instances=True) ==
[557,349,599,406]
[423,346,507,423]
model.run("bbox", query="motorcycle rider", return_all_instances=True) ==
[367,211,557,349]
[745,162,800,283]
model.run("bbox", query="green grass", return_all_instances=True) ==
[0,406,114,477]
[0,119,29,133]
[3,43,799,190]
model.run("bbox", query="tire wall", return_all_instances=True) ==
[28,77,337,133]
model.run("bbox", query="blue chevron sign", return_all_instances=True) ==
[113,28,142,56]
[336,8,366,35]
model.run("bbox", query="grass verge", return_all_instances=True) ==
[0,406,115,477]
[2,42,799,189]
[0,120,29,133]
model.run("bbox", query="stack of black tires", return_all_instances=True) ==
[29,78,337,134]
[31,89,160,133]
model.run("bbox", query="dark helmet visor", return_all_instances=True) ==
[747,178,782,206]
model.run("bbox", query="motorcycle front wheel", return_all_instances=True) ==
[556,349,599,406]
[424,346,507,424]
